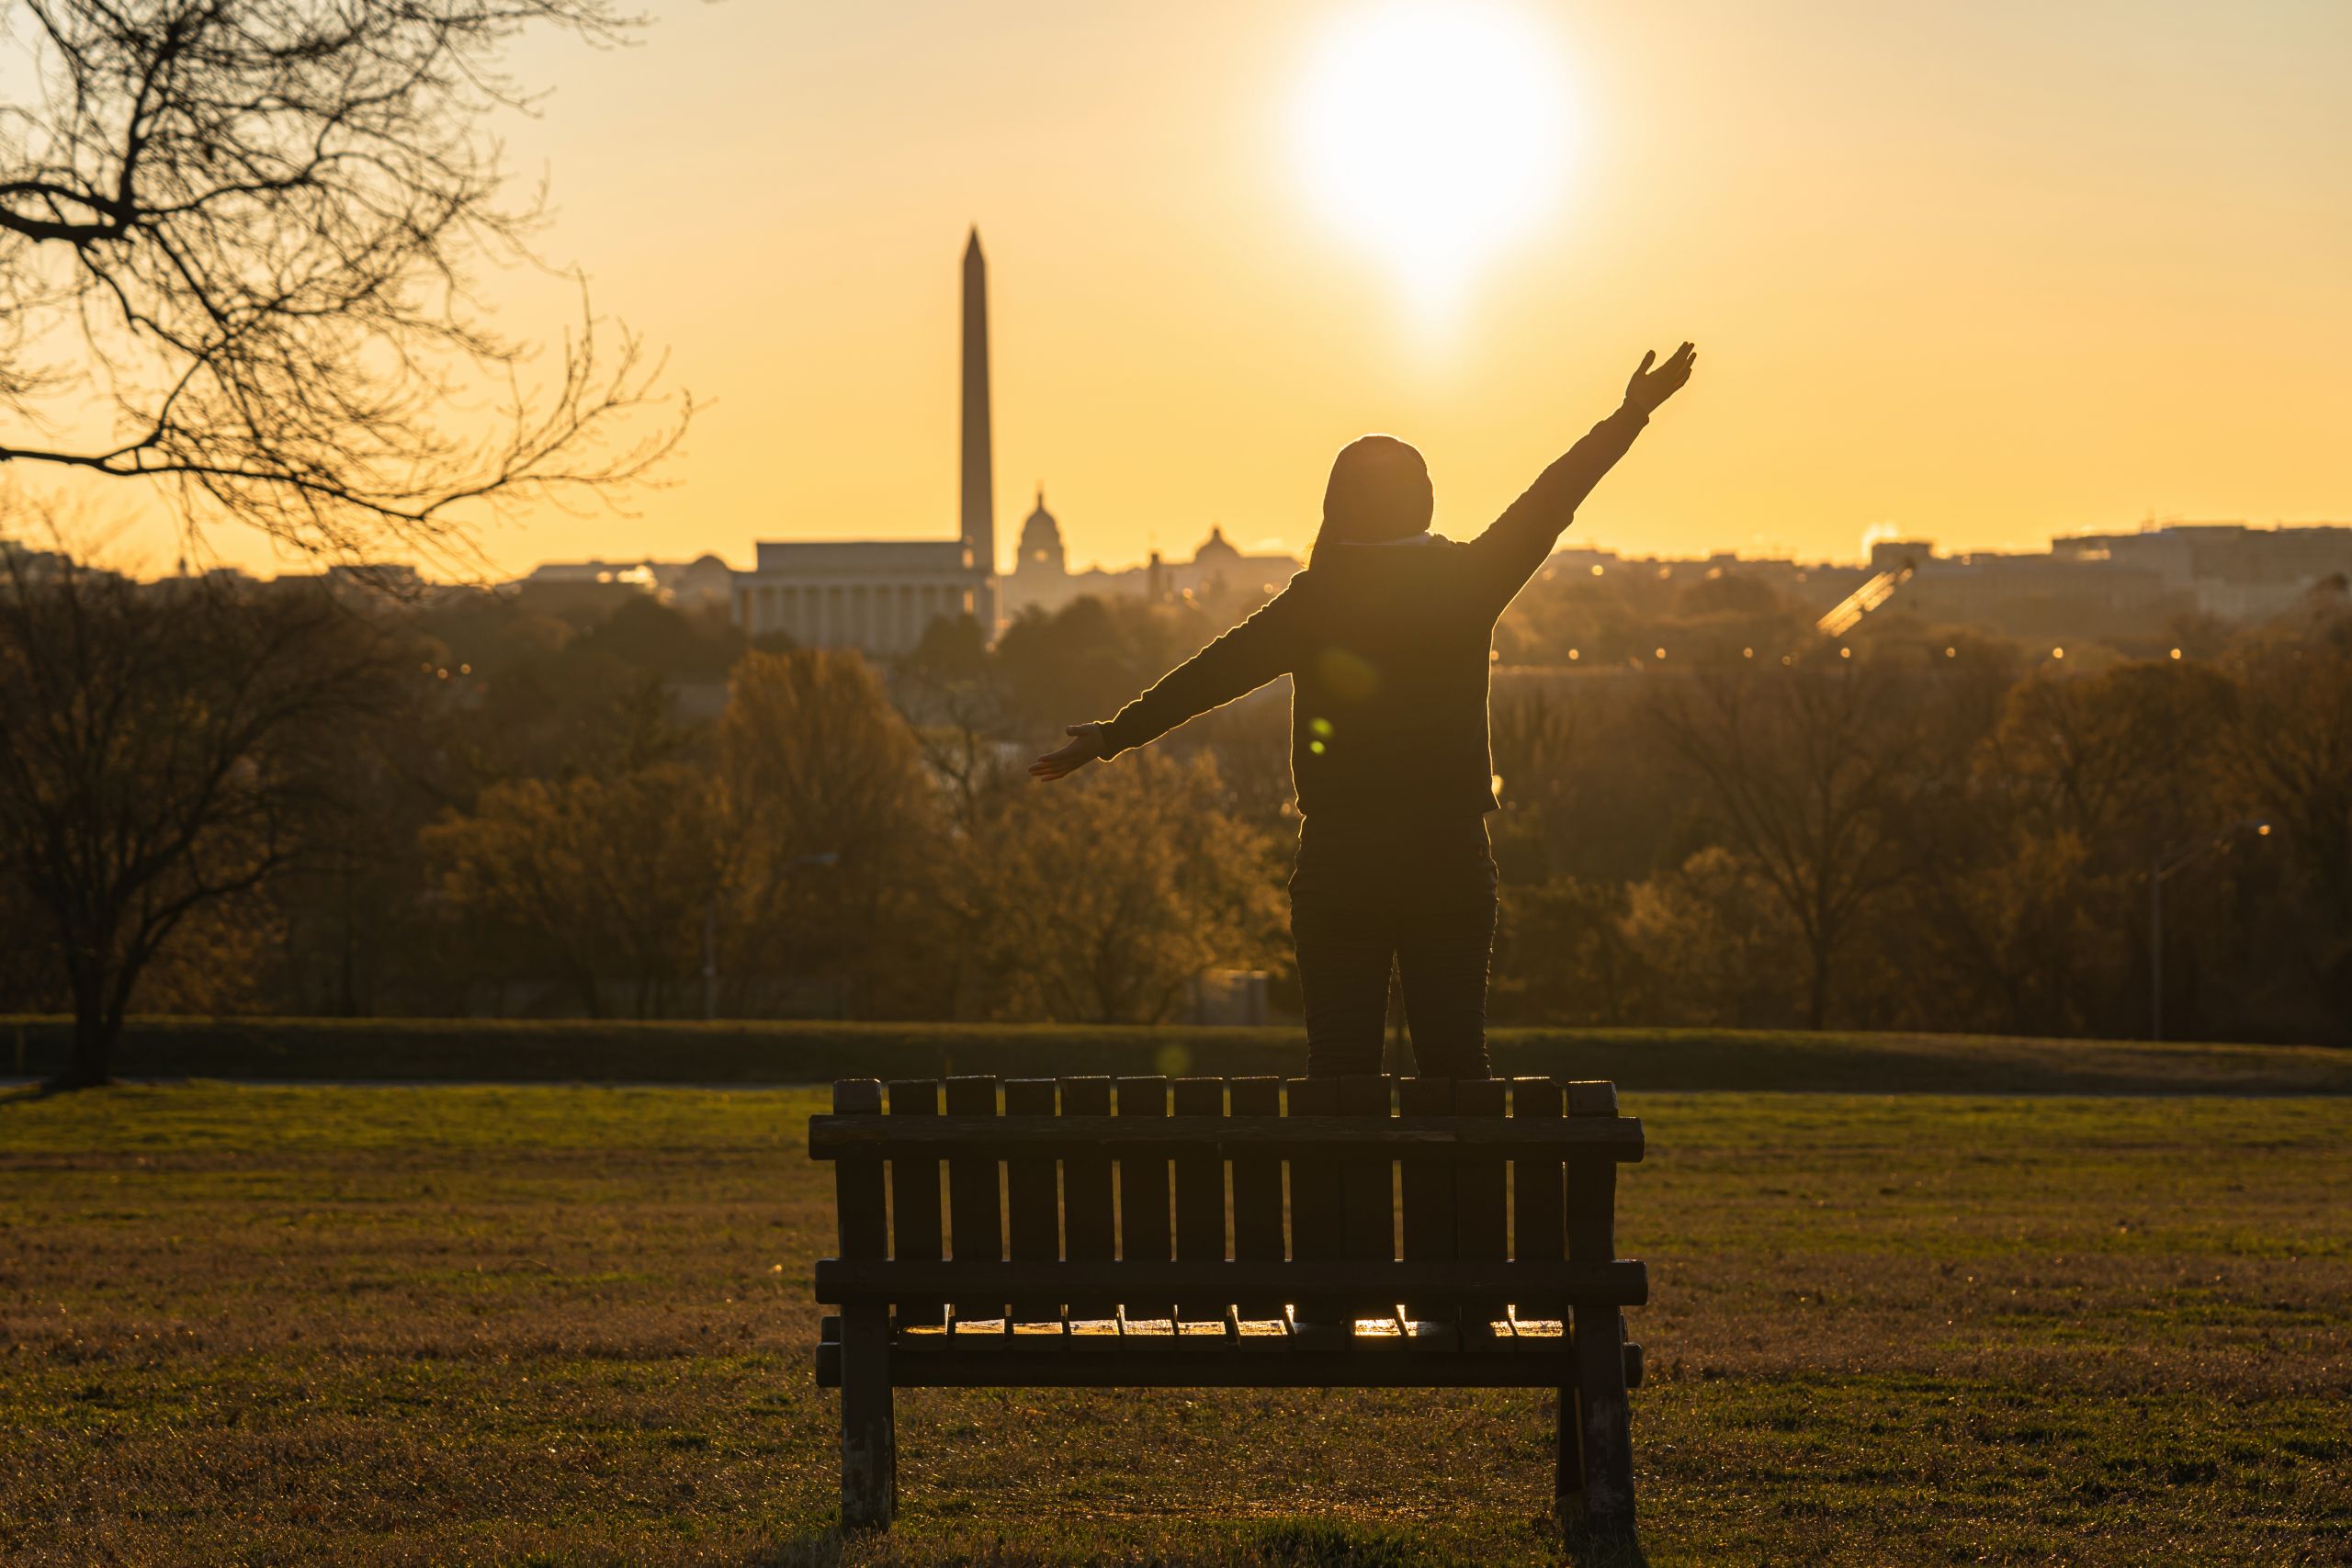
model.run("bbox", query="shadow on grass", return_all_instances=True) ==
[754,1527,842,1567]
[1557,1522,1649,1568]
[748,1517,1647,1567]
[0,1070,116,1101]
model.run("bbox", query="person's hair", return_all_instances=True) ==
[1311,434,1432,560]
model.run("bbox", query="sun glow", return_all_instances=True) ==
[1292,3,1576,326]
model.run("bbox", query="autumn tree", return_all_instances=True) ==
[1617,846,1809,1025]
[717,649,950,1016]
[0,0,685,561]
[991,595,1220,728]
[966,751,1285,1023]
[420,763,725,1018]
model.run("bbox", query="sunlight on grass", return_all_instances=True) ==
[1,1085,2345,1564]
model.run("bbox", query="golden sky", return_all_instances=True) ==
[92,0,2352,579]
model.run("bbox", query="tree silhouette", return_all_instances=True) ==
[0,0,686,563]
[0,546,408,1088]
[1650,659,1919,1030]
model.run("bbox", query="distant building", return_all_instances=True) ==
[1523,522,2352,650]
[521,554,734,608]
[2051,523,2352,621]
[1004,489,1300,619]
[1883,523,2352,640]
[737,538,983,655]
[1012,487,1066,578]
[729,230,1000,657]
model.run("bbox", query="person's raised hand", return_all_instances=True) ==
[1029,722,1104,782]
[1625,342,1697,414]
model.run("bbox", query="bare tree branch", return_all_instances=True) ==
[0,0,690,569]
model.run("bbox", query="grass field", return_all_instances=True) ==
[1,1083,2346,1565]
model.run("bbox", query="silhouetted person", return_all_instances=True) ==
[1032,344,1697,1076]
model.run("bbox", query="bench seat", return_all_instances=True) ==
[817,1311,1645,1389]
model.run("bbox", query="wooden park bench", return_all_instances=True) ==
[810,1074,1648,1534]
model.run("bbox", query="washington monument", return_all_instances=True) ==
[961,227,998,629]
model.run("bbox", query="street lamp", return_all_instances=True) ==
[2149,820,2271,1043]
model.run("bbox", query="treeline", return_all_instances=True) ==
[3,546,2346,1083]
[1487,613,2347,1044]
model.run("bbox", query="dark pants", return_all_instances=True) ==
[1288,814,1498,1078]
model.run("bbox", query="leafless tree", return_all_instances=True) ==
[0,0,687,564]
[0,540,408,1087]
[1650,660,1921,1030]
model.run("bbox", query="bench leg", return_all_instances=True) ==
[1570,1304,1635,1534]
[839,1303,895,1529]
[1555,1382,1585,1522]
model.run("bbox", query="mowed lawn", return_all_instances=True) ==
[0,1085,2346,1567]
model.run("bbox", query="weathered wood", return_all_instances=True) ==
[1171,1077,1228,1322]
[1396,1077,1456,1325]
[1116,1077,1173,1324]
[888,1315,1589,1352]
[1002,1078,1060,1325]
[814,1332,1642,1390]
[1453,1077,1509,1337]
[834,1080,888,1261]
[1513,1078,1566,1323]
[1567,1083,1635,1531]
[1340,1077,1396,1280]
[1565,1080,1619,1119]
[839,1348,1589,1388]
[1284,1078,1345,1342]
[831,1080,894,1529]
[1058,1077,1115,1318]
[885,1080,944,1328]
[815,1258,1648,1308]
[944,1077,1004,1324]
[1227,1077,1285,1318]
[809,1113,1645,1157]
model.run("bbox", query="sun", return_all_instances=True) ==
[1292,3,1577,325]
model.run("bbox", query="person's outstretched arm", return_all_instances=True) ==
[1464,343,1697,601]
[1029,586,1303,782]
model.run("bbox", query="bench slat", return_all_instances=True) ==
[1227,1077,1284,1319]
[1285,1078,1345,1341]
[1340,1076,1396,1280]
[944,1076,1004,1323]
[808,1114,1644,1157]
[1172,1077,1228,1322]
[1453,1077,1509,1337]
[1059,1077,1115,1319]
[1514,1077,1567,1318]
[815,1258,1646,1309]
[833,1080,888,1260]
[1003,1078,1060,1325]
[834,1348,1589,1390]
[1116,1077,1174,1324]
[1397,1077,1456,1325]
[886,1079,945,1328]
[817,1321,1645,1392]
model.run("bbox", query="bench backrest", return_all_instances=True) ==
[808,1073,1644,1324]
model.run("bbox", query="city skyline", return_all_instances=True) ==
[19,0,2351,583]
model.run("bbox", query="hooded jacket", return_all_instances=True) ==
[1095,402,1650,818]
